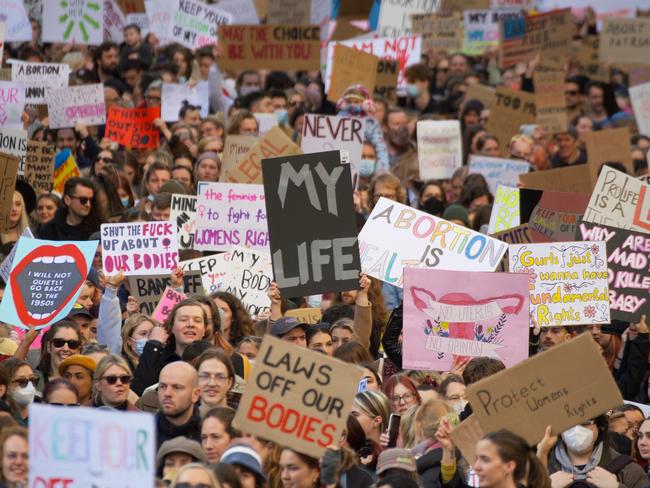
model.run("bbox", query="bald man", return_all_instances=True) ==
[155,361,202,448]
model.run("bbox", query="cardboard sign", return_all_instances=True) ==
[224,126,302,184]
[374,59,398,101]
[630,82,650,138]
[519,189,589,243]
[267,0,309,23]
[104,0,127,42]
[534,70,567,135]
[509,241,610,327]
[301,114,363,188]
[161,81,209,121]
[465,83,495,108]
[52,150,80,195]
[47,84,106,129]
[499,9,572,68]
[152,286,187,323]
[488,186,520,234]
[285,307,323,324]
[105,106,160,149]
[1,1,31,42]
[585,128,634,183]
[194,182,269,253]
[170,194,196,250]
[11,61,70,104]
[416,120,462,180]
[262,150,360,297]
[403,268,529,371]
[466,333,624,445]
[29,403,155,487]
[128,271,203,316]
[491,223,533,272]
[0,128,26,176]
[234,335,363,458]
[583,167,650,234]
[578,222,650,323]
[600,18,650,65]
[181,249,272,316]
[0,151,18,231]
[0,237,97,329]
[577,36,609,82]
[0,81,25,129]
[630,66,650,88]
[485,87,536,157]
[42,0,104,44]
[167,0,232,49]
[359,198,508,287]
[462,8,522,56]
[219,25,321,71]
[468,155,530,195]
[24,141,54,195]
[221,135,259,178]
[519,164,593,194]
[450,416,485,466]
[327,44,378,103]
[376,0,437,37]
[101,222,179,276]
[411,13,463,52]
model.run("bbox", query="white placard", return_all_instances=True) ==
[1,1,31,42]
[0,128,27,176]
[488,185,520,234]
[630,82,650,138]
[47,84,106,129]
[169,194,197,250]
[161,81,209,121]
[11,61,70,104]
[0,81,25,130]
[43,0,105,45]
[417,120,462,180]
[468,155,531,195]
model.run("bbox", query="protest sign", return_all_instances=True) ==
[145,0,173,46]
[43,0,104,44]
[441,0,490,9]
[262,151,360,297]
[105,106,160,149]
[101,222,179,276]
[267,0,309,23]
[359,198,508,287]
[583,167,650,234]
[104,0,126,42]
[47,84,106,129]
[161,81,209,121]
[376,0,437,37]
[600,18,650,65]
[0,1,31,42]
[450,416,485,466]
[128,271,203,316]
[0,228,32,282]
[25,140,55,194]
[301,114,363,188]
[417,120,462,180]
[485,87,536,157]
[167,0,232,49]
[29,403,155,487]
[254,113,278,136]
[0,151,18,231]
[11,61,69,104]
[285,307,323,324]
[499,9,572,68]
[466,333,623,445]
[224,126,302,184]
[0,237,97,329]
[534,70,567,135]
[631,82,650,138]
[411,13,463,52]
[152,287,187,323]
[181,249,272,316]
[403,268,529,371]
[468,155,530,194]
[630,67,650,88]
[585,128,634,182]
[0,81,25,129]
[465,83,495,108]
[52,149,80,194]
[0,128,26,176]
[519,164,593,194]
[491,224,533,272]
[170,194,196,250]
[374,59,398,101]
[462,8,522,56]
[219,25,321,71]
[579,222,650,323]
[509,241,610,327]
[221,135,258,179]
[519,189,589,243]
[234,335,363,458]
[327,44,378,103]
[195,182,269,253]
[0,24,3,64]
[488,186,520,234]
[576,36,608,82]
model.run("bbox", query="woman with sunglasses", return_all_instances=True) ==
[93,354,138,411]
[36,320,82,389]
[42,378,80,407]
[89,149,116,177]
[4,358,38,426]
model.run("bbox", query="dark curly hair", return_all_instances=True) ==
[211,292,254,345]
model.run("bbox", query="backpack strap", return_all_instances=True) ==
[604,454,634,475]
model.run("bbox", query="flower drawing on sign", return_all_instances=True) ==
[584,305,596,319]
[59,1,101,42]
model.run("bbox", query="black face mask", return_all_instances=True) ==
[420,196,445,216]
[633,158,647,171]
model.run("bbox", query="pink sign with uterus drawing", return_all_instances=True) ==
[403,268,530,370]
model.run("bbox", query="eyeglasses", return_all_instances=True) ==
[102,375,132,385]
[95,156,114,164]
[175,483,212,488]
[51,338,81,350]
[69,196,92,205]
[198,373,231,384]
[12,377,38,388]
[49,402,80,407]
[391,392,416,405]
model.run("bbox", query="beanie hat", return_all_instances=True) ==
[443,204,470,227]
[156,437,206,477]
[221,445,267,482]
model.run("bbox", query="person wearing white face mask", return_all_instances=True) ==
[4,359,38,427]
[538,416,647,488]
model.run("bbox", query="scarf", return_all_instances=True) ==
[554,441,604,480]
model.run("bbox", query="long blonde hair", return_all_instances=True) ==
[0,191,29,243]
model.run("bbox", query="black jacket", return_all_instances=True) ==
[37,207,95,241]
[417,447,443,487]
[132,340,180,396]
[381,305,403,370]
[155,405,201,450]
[615,332,650,400]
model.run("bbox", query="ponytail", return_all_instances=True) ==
[525,450,551,488]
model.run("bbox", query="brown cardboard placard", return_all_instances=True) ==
[490,223,533,272]
[466,333,623,445]
[267,0,310,24]
[519,164,593,194]
[465,83,495,108]
[285,307,323,324]
[220,135,259,181]
[411,13,463,52]
[449,415,485,466]
[338,0,374,18]
[440,0,490,11]
[375,59,399,102]
[127,271,204,317]
[219,25,321,71]
[600,18,650,65]
[534,70,567,135]
[223,126,302,184]
[576,36,609,82]
[485,87,536,157]
[234,335,363,458]
[24,141,55,195]
[0,152,19,232]
[629,66,650,87]
[585,127,634,182]
[115,0,145,13]
[327,44,378,102]
[330,19,367,41]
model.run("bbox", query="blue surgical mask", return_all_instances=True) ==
[359,159,376,177]
[134,339,147,356]
[406,83,420,98]
[121,197,130,208]
[275,109,288,125]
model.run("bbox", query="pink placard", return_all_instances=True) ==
[152,287,186,323]
[403,268,530,371]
